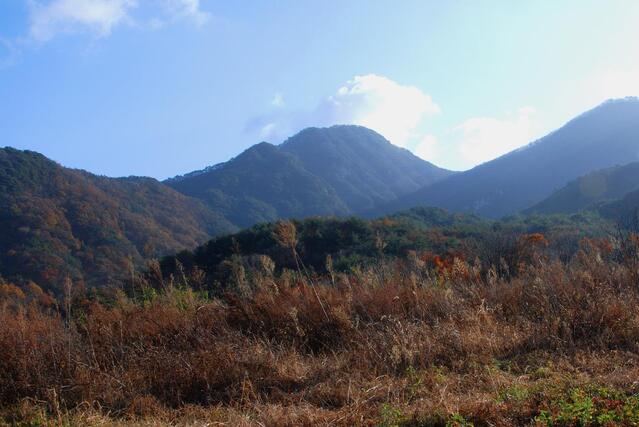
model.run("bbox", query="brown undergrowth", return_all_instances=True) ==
[3,237,639,426]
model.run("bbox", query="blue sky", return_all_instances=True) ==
[2,0,639,178]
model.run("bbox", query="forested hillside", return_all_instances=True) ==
[526,161,639,214]
[166,125,453,224]
[159,207,607,291]
[166,141,350,228]
[598,187,639,226]
[0,148,235,291]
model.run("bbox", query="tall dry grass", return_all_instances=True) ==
[3,236,639,425]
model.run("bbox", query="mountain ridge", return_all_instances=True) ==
[165,125,454,226]
[166,140,350,228]
[525,161,639,215]
[369,97,639,219]
[280,125,454,212]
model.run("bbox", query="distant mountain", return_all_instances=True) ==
[374,98,639,219]
[525,161,639,215]
[0,147,235,291]
[166,141,350,228]
[280,126,453,212]
[166,125,453,226]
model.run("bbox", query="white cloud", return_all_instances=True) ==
[328,74,440,147]
[249,76,547,171]
[455,106,539,168]
[413,134,439,162]
[29,0,135,41]
[259,122,277,139]
[251,74,440,148]
[27,0,209,41]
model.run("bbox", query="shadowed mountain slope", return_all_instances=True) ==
[374,98,639,219]
[526,161,639,215]
[280,125,453,212]
[166,141,350,228]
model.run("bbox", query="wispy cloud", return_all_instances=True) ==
[413,134,439,162]
[454,107,539,168]
[28,0,136,41]
[27,0,210,42]
[161,0,210,27]
[249,74,440,148]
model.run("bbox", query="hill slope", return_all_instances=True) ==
[166,141,350,228]
[597,187,639,226]
[280,125,453,212]
[376,98,639,218]
[0,147,235,291]
[525,161,639,215]
[167,125,453,226]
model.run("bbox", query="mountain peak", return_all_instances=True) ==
[279,125,453,212]
[563,96,639,127]
[164,124,452,227]
[282,124,389,148]
[600,96,639,106]
[241,141,278,156]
